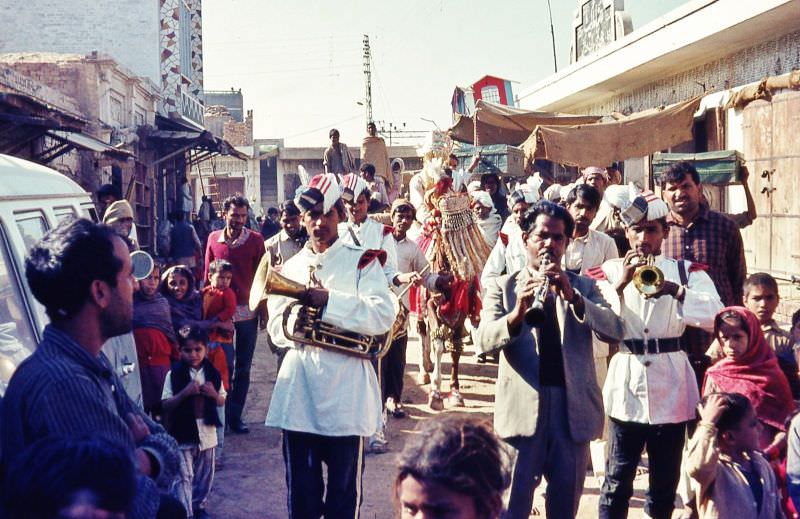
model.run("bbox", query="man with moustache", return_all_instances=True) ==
[475,201,624,518]
[660,161,746,381]
[1,218,182,519]
[264,173,396,518]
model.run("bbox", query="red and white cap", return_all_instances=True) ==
[620,189,669,226]
[295,173,342,214]
[341,173,369,203]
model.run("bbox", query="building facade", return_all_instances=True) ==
[518,0,800,318]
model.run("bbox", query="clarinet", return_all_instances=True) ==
[524,252,553,327]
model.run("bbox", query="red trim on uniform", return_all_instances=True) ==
[382,225,394,236]
[688,262,709,272]
[358,249,388,269]
[499,232,509,246]
[586,265,607,280]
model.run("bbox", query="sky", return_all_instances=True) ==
[202,0,687,147]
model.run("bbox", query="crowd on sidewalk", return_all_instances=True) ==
[2,124,800,519]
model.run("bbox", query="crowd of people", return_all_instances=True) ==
[1,123,800,519]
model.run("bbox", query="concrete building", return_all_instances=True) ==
[518,0,800,317]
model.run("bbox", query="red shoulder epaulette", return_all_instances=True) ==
[358,249,388,269]
[688,262,709,273]
[382,224,394,236]
[499,232,509,246]
[586,265,607,281]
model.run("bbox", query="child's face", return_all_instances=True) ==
[718,322,750,361]
[397,475,479,519]
[725,406,762,453]
[167,272,190,300]
[139,269,160,297]
[210,270,232,290]
[179,339,207,369]
[744,285,779,325]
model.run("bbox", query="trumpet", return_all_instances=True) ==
[262,265,396,360]
[525,252,553,327]
[631,254,665,296]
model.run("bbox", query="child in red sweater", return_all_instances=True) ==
[202,259,236,460]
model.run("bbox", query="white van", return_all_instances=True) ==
[0,154,97,394]
[0,154,141,404]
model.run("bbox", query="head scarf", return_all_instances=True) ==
[341,173,369,203]
[619,190,669,227]
[133,290,177,344]
[103,200,134,224]
[160,265,203,334]
[295,173,342,213]
[704,306,794,431]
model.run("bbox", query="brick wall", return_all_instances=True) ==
[569,29,800,115]
[223,110,253,146]
[0,0,160,85]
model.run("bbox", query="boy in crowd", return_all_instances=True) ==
[595,192,723,519]
[359,163,389,213]
[388,199,449,418]
[707,272,800,397]
[162,325,226,519]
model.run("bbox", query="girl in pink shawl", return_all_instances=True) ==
[704,306,795,450]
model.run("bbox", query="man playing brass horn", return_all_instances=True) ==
[260,173,396,518]
[593,191,723,519]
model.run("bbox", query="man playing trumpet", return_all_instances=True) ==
[260,173,396,518]
[594,191,722,519]
[475,201,624,519]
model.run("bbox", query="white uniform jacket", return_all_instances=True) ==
[598,256,723,424]
[265,239,397,437]
[480,220,527,289]
[338,218,398,285]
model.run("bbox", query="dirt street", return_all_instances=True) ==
[207,332,669,518]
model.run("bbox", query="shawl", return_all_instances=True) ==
[477,213,503,249]
[704,306,794,431]
[162,289,204,334]
[361,135,391,187]
[133,292,177,344]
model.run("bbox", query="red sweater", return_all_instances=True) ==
[202,285,236,343]
[204,229,265,307]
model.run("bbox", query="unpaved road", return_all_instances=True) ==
[207,331,671,518]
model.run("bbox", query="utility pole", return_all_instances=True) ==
[545,0,558,73]
[362,34,373,125]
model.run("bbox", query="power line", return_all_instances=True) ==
[283,114,362,139]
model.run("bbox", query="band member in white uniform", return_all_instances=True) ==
[594,192,722,519]
[264,173,396,518]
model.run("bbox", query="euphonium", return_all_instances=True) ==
[262,266,396,360]
[524,252,553,327]
[631,254,665,296]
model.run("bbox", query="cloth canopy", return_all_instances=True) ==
[521,97,702,168]
[448,99,601,146]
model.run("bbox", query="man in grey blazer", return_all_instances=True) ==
[475,201,625,519]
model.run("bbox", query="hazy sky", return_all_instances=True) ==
[202,0,686,147]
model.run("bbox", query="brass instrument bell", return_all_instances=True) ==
[632,254,664,296]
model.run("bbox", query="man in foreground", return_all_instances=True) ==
[1,218,181,518]
[475,201,624,518]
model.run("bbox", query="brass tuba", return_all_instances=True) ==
[631,254,665,296]
[262,266,396,360]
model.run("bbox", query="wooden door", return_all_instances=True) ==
[740,90,800,319]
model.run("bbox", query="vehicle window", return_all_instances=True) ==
[0,224,37,396]
[53,206,77,223]
[15,211,48,252]
[81,204,98,222]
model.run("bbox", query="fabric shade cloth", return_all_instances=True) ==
[521,96,702,168]
[448,99,602,146]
